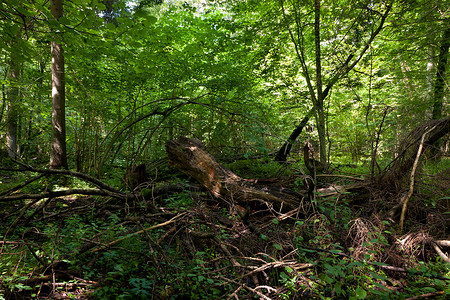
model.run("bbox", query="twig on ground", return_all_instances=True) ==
[434,240,450,247]
[431,241,450,263]
[299,245,450,281]
[242,284,273,300]
[404,291,445,300]
[90,212,188,252]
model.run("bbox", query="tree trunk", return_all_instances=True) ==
[274,108,314,161]
[432,27,450,120]
[425,45,435,104]
[278,1,391,163]
[316,104,327,165]
[6,58,20,159]
[314,0,328,165]
[166,137,304,210]
[49,0,68,169]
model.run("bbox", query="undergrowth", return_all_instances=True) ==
[1,158,449,299]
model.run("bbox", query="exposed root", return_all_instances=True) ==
[377,117,450,193]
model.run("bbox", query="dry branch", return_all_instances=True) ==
[90,212,188,252]
[378,117,450,191]
[0,163,200,205]
[398,125,437,233]
[300,245,450,281]
[0,189,121,202]
[434,240,450,247]
[9,162,123,193]
[404,291,445,300]
[431,241,450,263]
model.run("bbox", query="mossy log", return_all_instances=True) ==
[165,136,303,210]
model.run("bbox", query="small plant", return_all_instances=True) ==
[0,274,33,300]
[129,277,153,298]
[164,192,193,209]
[402,260,450,297]
[279,267,298,299]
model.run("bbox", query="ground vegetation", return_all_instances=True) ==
[0,0,449,299]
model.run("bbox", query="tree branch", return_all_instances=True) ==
[11,163,123,194]
[0,188,124,202]
[323,2,392,98]
[398,125,438,233]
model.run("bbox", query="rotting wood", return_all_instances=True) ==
[165,136,304,210]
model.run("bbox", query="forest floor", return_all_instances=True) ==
[0,150,449,299]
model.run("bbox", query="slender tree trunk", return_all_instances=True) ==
[275,108,314,161]
[6,59,20,159]
[314,0,327,165]
[425,46,436,103]
[278,1,391,163]
[432,27,450,120]
[49,0,68,169]
[316,105,327,165]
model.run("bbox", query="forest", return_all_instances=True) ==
[0,0,449,299]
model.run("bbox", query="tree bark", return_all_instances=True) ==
[425,44,436,104]
[166,137,303,210]
[6,59,20,159]
[314,0,328,165]
[432,27,450,120]
[49,0,68,169]
[275,107,314,162]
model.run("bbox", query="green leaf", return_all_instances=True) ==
[143,16,158,26]
[105,23,116,31]
[15,6,34,17]
[330,249,343,254]
[422,287,436,293]
[334,282,342,295]
[323,275,334,284]
[372,282,389,291]
[134,9,146,18]
[355,287,367,299]
[324,263,336,274]
[59,16,71,25]
[369,271,388,281]
[371,261,389,266]
[285,267,293,273]
[97,3,106,10]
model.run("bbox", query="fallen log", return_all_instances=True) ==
[165,137,304,210]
